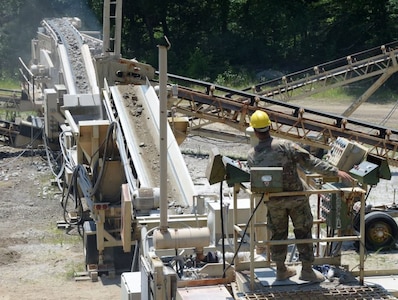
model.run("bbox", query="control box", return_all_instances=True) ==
[223,155,250,186]
[250,167,283,193]
[205,148,250,186]
[327,137,368,171]
[350,161,379,185]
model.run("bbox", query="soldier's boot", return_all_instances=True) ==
[299,262,325,282]
[275,262,296,281]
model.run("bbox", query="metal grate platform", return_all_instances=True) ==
[237,285,397,299]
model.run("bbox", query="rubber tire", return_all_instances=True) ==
[364,211,398,251]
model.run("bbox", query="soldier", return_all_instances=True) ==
[247,110,354,282]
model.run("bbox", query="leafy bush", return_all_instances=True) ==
[215,68,253,88]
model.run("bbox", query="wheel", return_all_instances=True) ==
[364,211,398,251]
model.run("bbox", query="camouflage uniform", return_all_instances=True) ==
[247,136,338,264]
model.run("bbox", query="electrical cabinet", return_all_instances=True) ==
[250,167,283,193]
[350,161,379,185]
[121,272,141,300]
[327,137,367,171]
[320,183,353,231]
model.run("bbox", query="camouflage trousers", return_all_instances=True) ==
[266,197,314,263]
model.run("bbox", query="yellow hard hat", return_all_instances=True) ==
[250,110,271,131]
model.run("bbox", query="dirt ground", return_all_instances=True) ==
[0,101,397,299]
[0,151,121,299]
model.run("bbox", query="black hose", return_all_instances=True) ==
[60,165,86,226]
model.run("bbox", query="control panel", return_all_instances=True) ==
[327,137,368,171]
[320,183,353,231]
[350,161,379,185]
[250,167,283,193]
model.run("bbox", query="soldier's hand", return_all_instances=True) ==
[337,170,355,183]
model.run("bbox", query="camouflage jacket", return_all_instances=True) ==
[247,137,338,193]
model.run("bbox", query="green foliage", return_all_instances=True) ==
[66,262,86,280]
[0,78,20,89]
[310,87,354,101]
[185,48,212,79]
[2,0,398,91]
[215,68,253,88]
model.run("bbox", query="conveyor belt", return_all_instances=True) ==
[166,74,398,166]
[43,18,93,94]
[237,41,398,106]
[103,83,195,208]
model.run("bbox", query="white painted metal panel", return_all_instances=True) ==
[177,285,233,300]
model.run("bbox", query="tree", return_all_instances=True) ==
[2,0,398,83]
